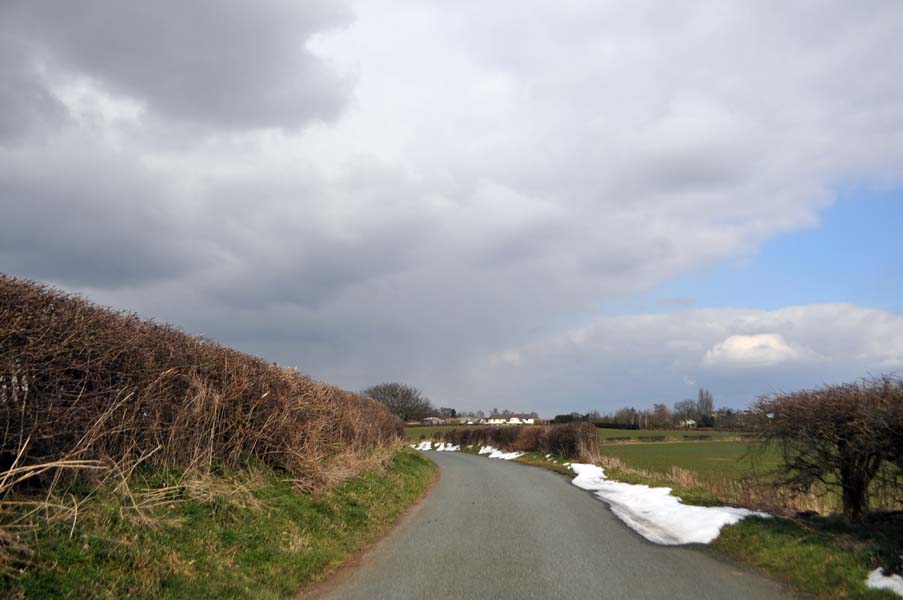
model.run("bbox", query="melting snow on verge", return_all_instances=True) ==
[478,446,524,460]
[867,566,903,597]
[569,464,769,545]
[410,441,460,452]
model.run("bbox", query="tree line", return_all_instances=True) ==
[552,388,744,428]
[361,382,536,422]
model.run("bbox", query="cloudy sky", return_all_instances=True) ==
[2,1,903,415]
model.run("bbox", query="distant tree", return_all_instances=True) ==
[652,403,671,427]
[713,407,734,429]
[475,409,485,419]
[673,399,698,423]
[697,388,715,418]
[362,383,434,422]
[439,407,457,419]
[552,414,576,424]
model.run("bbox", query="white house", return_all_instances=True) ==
[680,419,697,429]
[487,417,507,425]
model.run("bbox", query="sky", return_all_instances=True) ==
[1,1,902,416]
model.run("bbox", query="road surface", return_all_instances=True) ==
[312,452,790,600]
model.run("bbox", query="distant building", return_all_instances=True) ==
[422,416,446,425]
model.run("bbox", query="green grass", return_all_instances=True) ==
[595,428,747,443]
[714,515,901,599]
[404,424,749,444]
[3,450,436,599]
[600,440,781,481]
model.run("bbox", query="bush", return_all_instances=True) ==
[444,423,599,462]
[0,276,403,493]
[752,375,903,521]
[361,382,434,422]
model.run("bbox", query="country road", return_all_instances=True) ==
[311,452,791,600]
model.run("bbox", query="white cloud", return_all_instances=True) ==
[478,304,903,411]
[702,334,805,368]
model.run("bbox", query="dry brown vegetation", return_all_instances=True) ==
[442,423,600,462]
[0,275,403,494]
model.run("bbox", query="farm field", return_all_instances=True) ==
[600,440,781,482]
[595,428,746,443]
[405,424,749,445]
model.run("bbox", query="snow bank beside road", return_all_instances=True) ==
[570,464,768,545]
[867,567,903,597]
[410,441,459,452]
[478,446,524,460]
[411,441,519,458]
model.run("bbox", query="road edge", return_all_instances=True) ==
[294,454,441,599]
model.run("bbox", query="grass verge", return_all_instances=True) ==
[2,449,436,599]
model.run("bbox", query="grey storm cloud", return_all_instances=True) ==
[1,0,352,131]
[2,0,903,414]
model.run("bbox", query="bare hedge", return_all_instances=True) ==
[752,375,903,521]
[0,275,403,491]
[442,423,600,462]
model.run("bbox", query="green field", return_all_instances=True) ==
[600,441,780,481]
[405,424,747,443]
[595,428,746,442]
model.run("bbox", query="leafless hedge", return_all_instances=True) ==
[0,275,403,492]
[752,375,903,521]
[442,423,600,462]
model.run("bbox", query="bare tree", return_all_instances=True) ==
[752,375,903,522]
[696,388,714,418]
[652,403,671,427]
[362,382,434,422]
[673,399,698,423]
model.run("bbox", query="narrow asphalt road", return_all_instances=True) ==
[313,452,791,600]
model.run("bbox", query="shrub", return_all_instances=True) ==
[752,375,903,521]
[0,275,403,493]
[361,382,434,422]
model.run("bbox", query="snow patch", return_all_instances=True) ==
[411,440,459,452]
[867,567,903,597]
[569,464,768,545]
[477,445,524,460]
